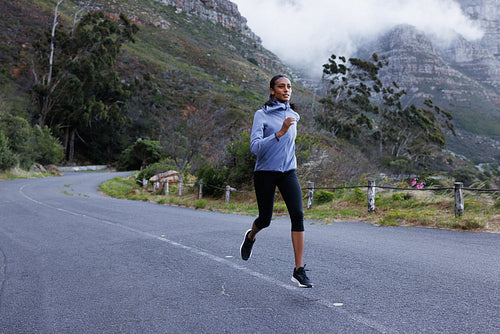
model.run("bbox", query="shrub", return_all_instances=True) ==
[0,115,31,168]
[0,130,18,171]
[392,192,412,201]
[314,189,334,205]
[352,187,365,203]
[384,156,411,174]
[450,217,485,230]
[452,167,480,187]
[0,115,63,168]
[225,132,255,187]
[247,58,259,66]
[30,125,64,165]
[117,139,163,171]
[196,166,229,197]
[194,199,207,209]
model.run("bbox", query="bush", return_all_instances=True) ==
[30,125,64,165]
[194,199,207,209]
[196,166,229,197]
[452,167,480,187]
[0,115,63,168]
[314,189,334,205]
[392,192,412,201]
[351,187,365,204]
[117,139,163,171]
[0,115,31,168]
[384,156,411,174]
[0,130,18,171]
[225,132,255,187]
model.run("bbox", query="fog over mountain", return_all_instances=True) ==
[232,0,484,77]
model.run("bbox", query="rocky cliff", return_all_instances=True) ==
[164,0,500,163]
[356,0,499,163]
[154,0,260,41]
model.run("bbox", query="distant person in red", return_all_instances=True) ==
[240,74,312,288]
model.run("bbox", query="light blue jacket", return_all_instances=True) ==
[250,101,300,172]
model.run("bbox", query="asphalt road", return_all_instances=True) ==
[0,172,498,333]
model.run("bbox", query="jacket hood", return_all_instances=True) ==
[262,100,290,114]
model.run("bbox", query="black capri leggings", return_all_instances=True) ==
[253,170,304,232]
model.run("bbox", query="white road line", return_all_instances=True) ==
[19,183,396,333]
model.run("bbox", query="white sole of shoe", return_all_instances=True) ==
[291,276,313,288]
[240,229,252,260]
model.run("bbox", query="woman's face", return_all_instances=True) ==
[271,77,292,103]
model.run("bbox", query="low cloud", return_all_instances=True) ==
[232,0,484,77]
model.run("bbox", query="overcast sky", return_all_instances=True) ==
[231,0,484,77]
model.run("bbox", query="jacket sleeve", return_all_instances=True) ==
[250,110,278,156]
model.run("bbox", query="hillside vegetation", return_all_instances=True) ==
[1,0,498,191]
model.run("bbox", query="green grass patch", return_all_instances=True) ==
[194,199,207,209]
[99,175,499,233]
[99,176,141,199]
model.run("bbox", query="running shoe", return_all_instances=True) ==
[240,229,255,261]
[292,265,313,288]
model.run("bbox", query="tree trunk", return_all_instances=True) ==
[62,127,69,161]
[68,128,75,163]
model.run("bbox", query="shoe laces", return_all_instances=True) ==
[296,265,310,276]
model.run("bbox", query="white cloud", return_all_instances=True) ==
[232,0,484,77]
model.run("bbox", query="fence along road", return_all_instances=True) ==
[0,172,499,333]
[170,178,498,217]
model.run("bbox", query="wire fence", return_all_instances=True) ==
[144,176,499,218]
[303,181,499,217]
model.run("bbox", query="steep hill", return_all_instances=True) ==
[1,0,498,171]
[0,0,315,166]
[358,0,499,164]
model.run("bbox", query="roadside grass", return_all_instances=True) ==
[99,175,500,233]
[0,168,53,180]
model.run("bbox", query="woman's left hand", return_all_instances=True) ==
[276,117,296,139]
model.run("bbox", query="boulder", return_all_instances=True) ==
[149,170,181,185]
[33,163,46,172]
[46,164,60,175]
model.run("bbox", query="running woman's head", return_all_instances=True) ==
[269,75,292,103]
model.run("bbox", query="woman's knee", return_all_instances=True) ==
[290,211,304,232]
[254,216,272,230]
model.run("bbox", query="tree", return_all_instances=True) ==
[320,53,454,168]
[31,6,139,162]
[318,54,383,140]
[160,103,217,172]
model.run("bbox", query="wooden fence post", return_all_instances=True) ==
[307,181,314,209]
[454,182,464,217]
[178,178,183,196]
[198,179,203,199]
[225,185,231,203]
[367,180,376,213]
[165,181,169,196]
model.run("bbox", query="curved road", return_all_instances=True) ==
[0,172,498,333]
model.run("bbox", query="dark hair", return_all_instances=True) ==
[264,74,297,110]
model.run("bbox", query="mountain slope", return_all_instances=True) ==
[356,0,500,164]
[0,0,315,166]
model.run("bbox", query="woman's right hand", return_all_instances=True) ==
[276,117,296,139]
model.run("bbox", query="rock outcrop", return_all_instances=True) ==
[355,0,499,162]
[155,0,260,42]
